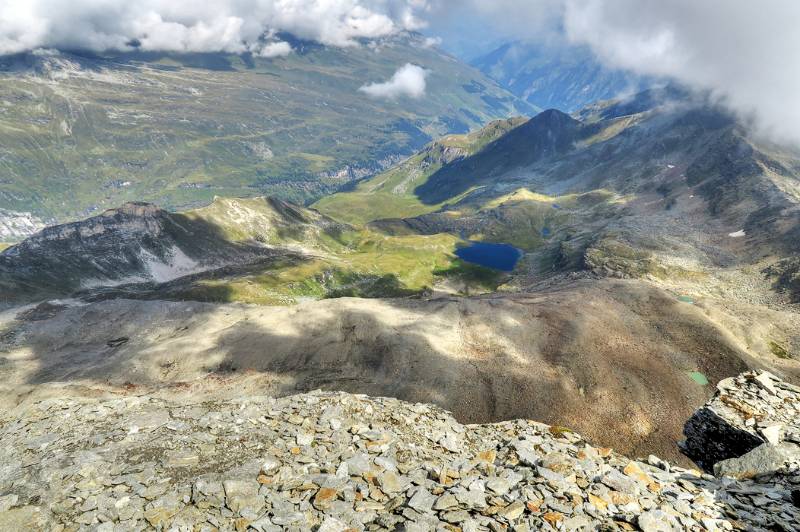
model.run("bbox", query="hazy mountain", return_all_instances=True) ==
[0,33,536,238]
[472,41,651,112]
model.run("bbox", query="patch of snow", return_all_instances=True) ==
[141,246,201,283]
[80,274,150,290]
[80,246,204,289]
[728,230,746,238]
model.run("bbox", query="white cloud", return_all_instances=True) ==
[559,0,800,145]
[359,63,429,100]
[0,0,433,55]
[422,36,441,48]
[259,41,292,58]
[429,0,800,146]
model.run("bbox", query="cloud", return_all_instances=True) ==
[359,63,428,99]
[559,0,800,145]
[428,0,800,146]
[422,36,441,48]
[0,0,433,56]
[259,41,292,58]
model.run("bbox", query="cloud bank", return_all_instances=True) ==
[445,0,800,145]
[0,0,432,56]
[359,63,428,100]
[2,0,798,144]
[258,41,292,58]
[560,0,800,145]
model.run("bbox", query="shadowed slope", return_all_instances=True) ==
[3,278,798,463]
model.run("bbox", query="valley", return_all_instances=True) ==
[1,88,799,472]
[0,34,535,237]
[2,3,799,530]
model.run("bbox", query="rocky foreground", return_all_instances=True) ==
[1,374,799,531]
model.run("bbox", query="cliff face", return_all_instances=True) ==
[9,203,166,247]
[0,373,798,531]
[0,203,245,303]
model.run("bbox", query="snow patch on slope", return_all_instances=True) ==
[141,246,201,283]
[81,245,202,288]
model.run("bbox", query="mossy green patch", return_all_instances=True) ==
[688,372,709,385]
[433,260,503,290]
[769,341,792,359]
[548,426,574,438]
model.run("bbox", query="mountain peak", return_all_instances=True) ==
[526,108,581,130]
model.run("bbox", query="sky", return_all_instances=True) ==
[1,0,799,145]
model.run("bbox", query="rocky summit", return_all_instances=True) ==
[1,372,799,531]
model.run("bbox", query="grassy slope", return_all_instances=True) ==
[313,117,528,224]
[0,36,536,225]
[47,196,502,306]
[185,231,472,305]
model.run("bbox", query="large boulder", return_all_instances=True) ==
[682,371,800,478]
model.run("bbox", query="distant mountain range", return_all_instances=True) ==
[471,40,652,112]
[0,33,536,238]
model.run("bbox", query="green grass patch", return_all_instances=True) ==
[688,372,709,385]
[769,341,792,359]
[433,260,503,290]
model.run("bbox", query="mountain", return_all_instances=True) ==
[320,88,800,282]
[315,88,800,368]
[0,33,536,239]
[0,198,350,304]
[2,87,799,466]
[472,41,651,112]
[312,116,529,225]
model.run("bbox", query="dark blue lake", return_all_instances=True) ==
[455,242,522,272]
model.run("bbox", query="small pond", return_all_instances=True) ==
[455,242,522,272]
